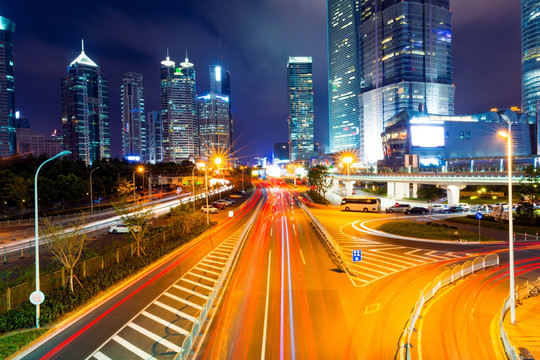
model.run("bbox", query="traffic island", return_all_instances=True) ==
[376,221,492,242]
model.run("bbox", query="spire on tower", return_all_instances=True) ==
[161,48,175,67]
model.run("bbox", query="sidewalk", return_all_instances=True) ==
[504,294,540,358]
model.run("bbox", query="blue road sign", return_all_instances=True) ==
[352,250,362,262]
[475,212,483,220]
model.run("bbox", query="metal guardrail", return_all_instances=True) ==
[175,199,263,360]
[299,203,354,275]
[398,253,500,359]
[499,277,540,359]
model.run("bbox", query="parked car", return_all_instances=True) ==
[447,205,466,212]
[457,203,471,211]
[109,223,141,234]
[386,204,411,213]
[223,197,236,203]
[201,205,218,214]
[429,204,448,213]
[404,206,429,215]
[229,193,243,198]
[493,202,509,210]
[216,199,232,206]
[212,202,226,210]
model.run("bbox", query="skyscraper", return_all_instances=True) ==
[287,57,315,163]
[327,0,362,155]
[209,64,234,153]
[521,0,540,118]
[160,51,198,162]
[61,41,110,165]
[358,0,454,163]
[121,72,146,161]
[147,110,163,164]
[0,16,16,158]
[197,93,230,160]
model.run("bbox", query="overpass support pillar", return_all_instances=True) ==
[387,182,410,199]
[442,185,466,205]
[344,181,354,197]
[332,178,340,193]
[411,183,418,198]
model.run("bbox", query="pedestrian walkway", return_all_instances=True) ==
[504,294,540,358]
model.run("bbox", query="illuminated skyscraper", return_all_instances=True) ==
[521,0,540,118]
[147,110,162,164]
[197,93,230,159]
[61,41,110,165]
[121,72,146,161]
[160,51,198,162]
[327,0,362,155]
[209,64,234,153]
[287,57,315,162]
[358,0,454,163]
[0,16,16,158]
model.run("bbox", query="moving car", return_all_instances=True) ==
[404,206,429,215]
[108,223,141,234]
[386,204,411,213]
[201,205,218,214]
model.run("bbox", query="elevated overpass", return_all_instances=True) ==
[330,171,530,204]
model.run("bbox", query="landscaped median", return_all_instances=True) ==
[377,221,492,242]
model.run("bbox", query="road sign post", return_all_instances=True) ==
[352,250,362,262]
[475,212,483,241]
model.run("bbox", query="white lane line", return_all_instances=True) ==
[199,262,224,270]
[270,227,273,236]
[299,249,306,265]
[141,311,189,336]
[112,335,156,359]
[212,250,231,256]
[358,254,408,269]
[173,285,209,300]
[187,272,217,283]
[292,223,297,236]
[193,266,221,276]
[361,252,419,267]
[163,292,203,310]
[127,322,183,353]
[93,352,112,360]
[261,250,272,360]
[207,254,229,261]
[154,301,196,322]
[349,267,381,278]
[350,263,390,275]
[202,258,226,265]
[182,278,214,291]
[425,251,453,259]
[371,249,429,263]
[219,244,234,249]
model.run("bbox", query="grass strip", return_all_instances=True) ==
[377,221,491,241]
[0,328,47,359]
[446,216,540,235]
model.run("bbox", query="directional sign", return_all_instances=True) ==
[475,212,483,220]
[352,250,362,262]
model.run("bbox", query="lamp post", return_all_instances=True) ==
[133,166,144,200]
[34,150,71,328]
[90,167,100,214]
[204,163,210,225]
[241,166,245,192]
[343,156,353,197]
[214,157,223,199]
[192,165,196,212]
[498,117,516,325]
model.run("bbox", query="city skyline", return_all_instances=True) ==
[1,0,522,160]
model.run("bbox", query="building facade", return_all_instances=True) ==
[522,0,540,121]
[210,64,234,153]
[160,52,198,162]
[0,16,16,158]
[121,72,146,161]
[147,110,163,164]
[61,42,110,165]
[197,92,230,160]
[327,0,362,154]
[287,57,315,163]
[352,0,455,164]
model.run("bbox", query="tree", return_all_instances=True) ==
[519,165,539,202]
[43,216,87,292]
[7,176,32,217]
[114,199,154,257]
[417,185,444,201]
[307,166,330,198]
[117,178,135,199]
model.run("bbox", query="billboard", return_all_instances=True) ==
[410,126,445,148]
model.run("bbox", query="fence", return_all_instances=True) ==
[175,200,263,360]
[398,253,500,360]
[499,277,540,360]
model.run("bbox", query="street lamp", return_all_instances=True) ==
[498,118,516,325]
[202,162,210,225]
[90,167,100,214]
[343,156,353,197]
[34,150,71,328]
[214,157,223,198]
[133,166,144,200]
[240,166,245,192]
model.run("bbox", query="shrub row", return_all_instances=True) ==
[425,221,458,230]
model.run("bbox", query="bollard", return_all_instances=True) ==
[537,232,538,241]
[525,232,527,241]
[514,233,516,242]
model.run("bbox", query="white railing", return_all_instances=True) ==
[499,277,540,360]
[398,254,500,359]
[175,199,263,360]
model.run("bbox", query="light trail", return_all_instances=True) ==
[261,250,271,360]
[284,214,297,359]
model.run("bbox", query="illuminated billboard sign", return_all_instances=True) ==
[410,126,444,148]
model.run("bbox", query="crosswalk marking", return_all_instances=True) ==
[186,272,217,283]
[127,322,182,353]
[202,258,226,265]
[164,292,203,310]
[93,352,112,360]
[154,300,197,322]
[207,254,229,261]
[199,262,224,271]
[193,266,221,276]
[173,285,208,300]
[112,335,156,359]
[182,278,214,291]
[141,311,189,336]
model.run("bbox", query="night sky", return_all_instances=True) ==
[1,0,521,160]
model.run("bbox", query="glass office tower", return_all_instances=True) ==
[288,57,315,163]
[522,0,540,119]
[197,93,230,159]
[61,41,110,165]
[121,72,146,161]
[357,0,454,163]
[0,16,16,158]
[160,52,198,162]
[209,64,234,153]
[147,110,162,164]
[327,0,362,155]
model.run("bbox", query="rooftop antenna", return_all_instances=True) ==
[81,39,85,53]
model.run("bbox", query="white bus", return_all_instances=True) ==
[340,196,381,212]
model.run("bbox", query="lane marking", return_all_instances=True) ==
[141,311,189,336]
[112,335,156,359]
[181,278,214,291]
[154,301,196,322]
[172,285,209,300]
[127,322,183,353]
[261,250,272,360]
[186,272,217,283]
[299,249,306,265]
[163,292,203,310]
[93,352,112,360]
[364,303,380,314]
